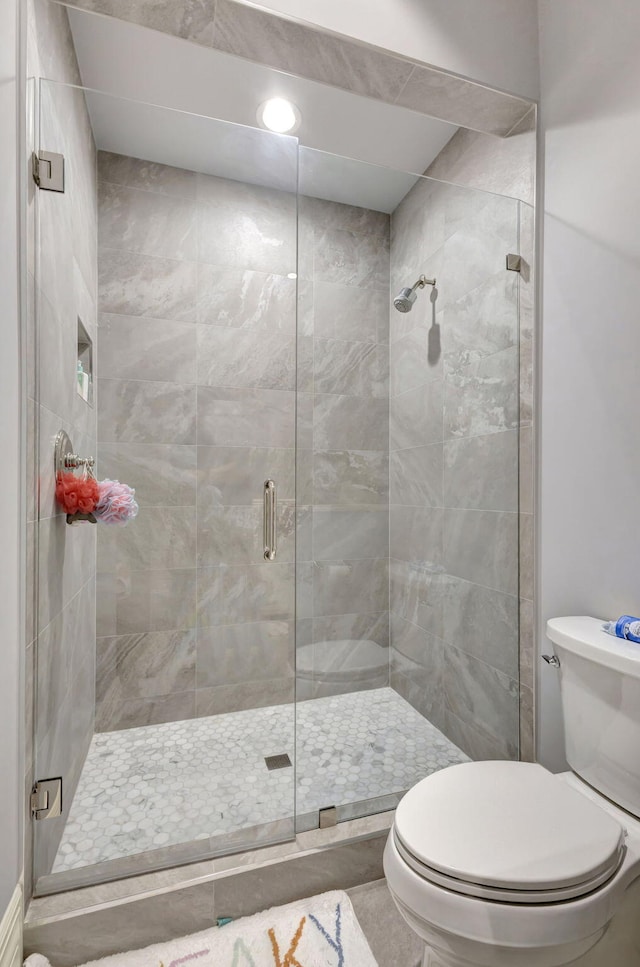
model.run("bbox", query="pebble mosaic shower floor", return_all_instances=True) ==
[53,687,469,872]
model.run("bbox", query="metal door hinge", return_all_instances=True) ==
[31,778,63,820]
[32,151,65,192]
[506,253,522,273]
[319,805,338,829]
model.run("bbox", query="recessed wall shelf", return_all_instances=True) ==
[76,318,93,405]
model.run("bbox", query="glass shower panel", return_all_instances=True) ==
[32,82,299,894]
[295,147,521,831]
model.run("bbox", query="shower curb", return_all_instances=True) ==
[24,815,392,965]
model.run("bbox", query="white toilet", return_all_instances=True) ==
[384,616,640,967]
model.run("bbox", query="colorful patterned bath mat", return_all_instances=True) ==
[26,890,378,967]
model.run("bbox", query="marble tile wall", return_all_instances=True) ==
[65,0,534,137]
[295,196,390,701]
[388,172,522,761]
[26,0,98,886]
[425,109,536,207]
[425,118,537,760]
[95,152,296,730]
[517,201,536,761]
[95,157,390,728]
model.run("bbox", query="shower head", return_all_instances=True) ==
[393,274,436,313]
[393,287,418,313]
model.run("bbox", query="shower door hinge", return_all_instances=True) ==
[31,778,63,820]
[319,805,338,829]
[32,150,65,192]
[506,253,522,273]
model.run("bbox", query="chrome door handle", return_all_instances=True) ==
[264,479,277,561]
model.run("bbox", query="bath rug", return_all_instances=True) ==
[26,890,378,967]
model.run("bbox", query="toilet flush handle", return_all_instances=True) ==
[542,654,560,668]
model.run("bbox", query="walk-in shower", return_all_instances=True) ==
[27,0,532,900]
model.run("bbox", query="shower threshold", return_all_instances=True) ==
[51,687,468,875]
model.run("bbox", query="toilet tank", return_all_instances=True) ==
[547,616,640,819]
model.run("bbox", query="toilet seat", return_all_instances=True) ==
[393,761,626,905]
[393,829,624,903]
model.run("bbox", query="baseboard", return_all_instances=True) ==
[0,884,23,967]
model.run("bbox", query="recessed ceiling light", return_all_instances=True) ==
[287,272,297,280]
[257,98,301,134]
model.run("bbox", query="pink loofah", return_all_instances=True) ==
[95,478,139,525]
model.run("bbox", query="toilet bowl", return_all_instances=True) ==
[384,761,640,967]
[384,617,640,967]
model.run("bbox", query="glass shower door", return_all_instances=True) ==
[32,82,299,893]
[295,147,522,831]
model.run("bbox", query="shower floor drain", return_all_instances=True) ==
[264,754,292,771]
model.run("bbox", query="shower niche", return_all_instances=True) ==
[28,0,534,898]
[76,317,93,405]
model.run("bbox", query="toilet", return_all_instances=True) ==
[383,616,640,967]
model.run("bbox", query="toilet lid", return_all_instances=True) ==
[394,761,625,902]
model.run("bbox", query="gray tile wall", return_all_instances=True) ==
[26,0,98,884]
[67,0,534,136]
[95,152,295,730]
[388,174,521,760]
[295,196,390,701]
[517,200,535,761]
[425,110,536,206]
[95,156,390,728]
[426,119,537,760]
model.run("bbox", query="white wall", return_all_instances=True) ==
[537,0,640,770]
[0,0,23,920]
[255,0,540,100]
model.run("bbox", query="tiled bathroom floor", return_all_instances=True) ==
[53,687,468,872]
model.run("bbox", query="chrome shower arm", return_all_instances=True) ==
[414,274,437,290]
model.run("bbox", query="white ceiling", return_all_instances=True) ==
[68,7,458,212]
